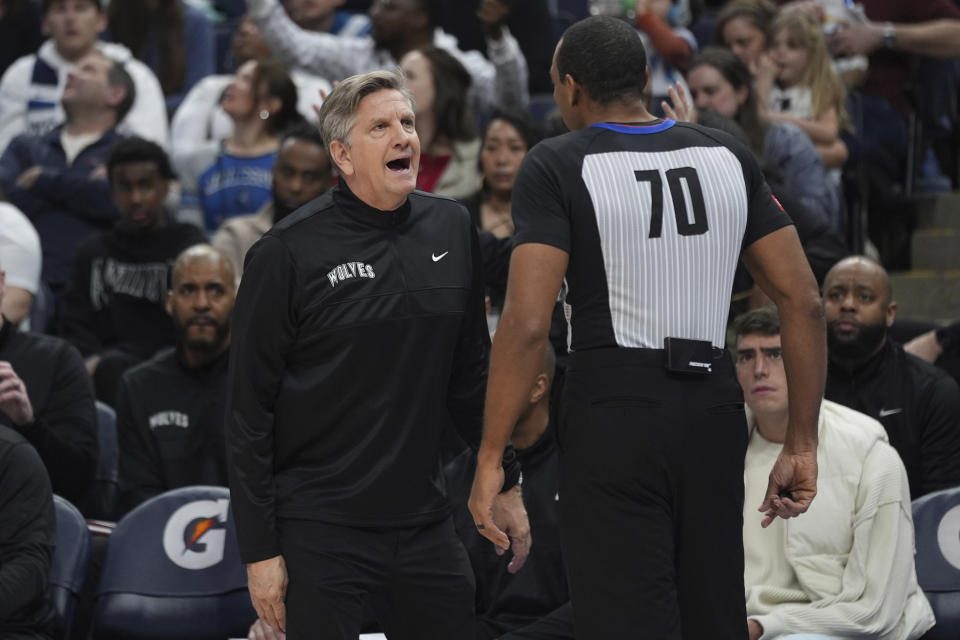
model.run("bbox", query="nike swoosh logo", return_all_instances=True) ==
[879,408,903,417]
[432,252,448,262]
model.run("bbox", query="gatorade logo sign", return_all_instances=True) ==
[937,505,960,570]
[162,498,229,570]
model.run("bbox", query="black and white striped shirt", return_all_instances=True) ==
[513,120,791,351]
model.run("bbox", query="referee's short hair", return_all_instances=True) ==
[557,15,648,106]
[317,70,414,156]
[732,306,781,342]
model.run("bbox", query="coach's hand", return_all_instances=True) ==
[759,446,818,528]
[247,555,288,633]
[492,485,532,573]
[248,617,286,640]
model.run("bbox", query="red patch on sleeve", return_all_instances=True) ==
[771,194,785,211]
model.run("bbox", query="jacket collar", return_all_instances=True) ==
[828,338,895,380]
[332,180,411,229]
[0,316,15,351]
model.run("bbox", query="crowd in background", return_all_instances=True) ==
[1,0,960,638]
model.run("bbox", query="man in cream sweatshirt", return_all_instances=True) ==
[733,306,934,640]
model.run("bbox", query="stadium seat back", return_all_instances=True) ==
[92,486,256,639]
[50,495,91,640]
[913,486,960,639]
[78,401,119,520]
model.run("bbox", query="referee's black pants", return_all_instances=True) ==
[558,347,749,639]
[278,516,475,639]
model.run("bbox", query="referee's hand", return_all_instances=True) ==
[758,447,818,528]
[470,463,533,573]
[247,555,288,633]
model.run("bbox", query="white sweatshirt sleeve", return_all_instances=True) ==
[171,75,232,171]
[249,0,383,82]
[752,443,934,640]
[118,58,170,149]
[0,57,34,153]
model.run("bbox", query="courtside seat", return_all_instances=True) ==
[91,486,256,640]
[912,486,960,639]
[50,495,91,640]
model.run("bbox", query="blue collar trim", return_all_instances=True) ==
[590,119,676,135]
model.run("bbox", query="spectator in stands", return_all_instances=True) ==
[177,58,304,233]
[283,0,371,36]
[459,107,541,311]
[465,109,541,239]
[681,47,842,229]
[170,14,331,174]
[212,122,334,279]
[243,0,529,117]
[905,321,960,388]
[0,0,43,77]
[440,0,555,96]
[0,50,132,298]
[758,11,849,170]
[0,424,57,640]
[733,306,934,640]
[823,256,960,498]
[0,201,41,327]
[819,0,960,120]
[105,0,215,115]
[116,244,235,516]
[0,253,97,506]
[0,0,168,152]
[60,137,206,405]
[714,0,777,73]
[400,46,480,198]
[786,0,960,239]
[634,0,697,114]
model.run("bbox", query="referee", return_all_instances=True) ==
[227,70,529,639]
[469,16,826,639]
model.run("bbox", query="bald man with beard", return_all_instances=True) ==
[115,245,236,516]
[822,255,960,498]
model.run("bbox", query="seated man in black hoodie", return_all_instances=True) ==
[0,260,98,506]
[116,244,235,516]
[0,424,58,640]
[447,342,567,639]
[60,137,206,404]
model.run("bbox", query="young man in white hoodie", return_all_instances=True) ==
[0,0,168,152]
[733,306,934,640]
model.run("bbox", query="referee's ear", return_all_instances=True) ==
[563,73,582,107]
[329,139,354,178]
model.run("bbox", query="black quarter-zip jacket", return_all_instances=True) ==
[227,182,518,563]
[116,347,230,516]
[825,339,960,499]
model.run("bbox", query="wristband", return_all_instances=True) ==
[882,22,897,49]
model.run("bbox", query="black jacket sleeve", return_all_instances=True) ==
[19,341,98,504]
[226,234,300,563]
[917,373,960,496]
[937,321,960,356]
[447,223,520,491]
[60,242,106,357]
[0,439,55,620]
[115,374,165,516]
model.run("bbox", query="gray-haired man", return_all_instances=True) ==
[226,69,530,639]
